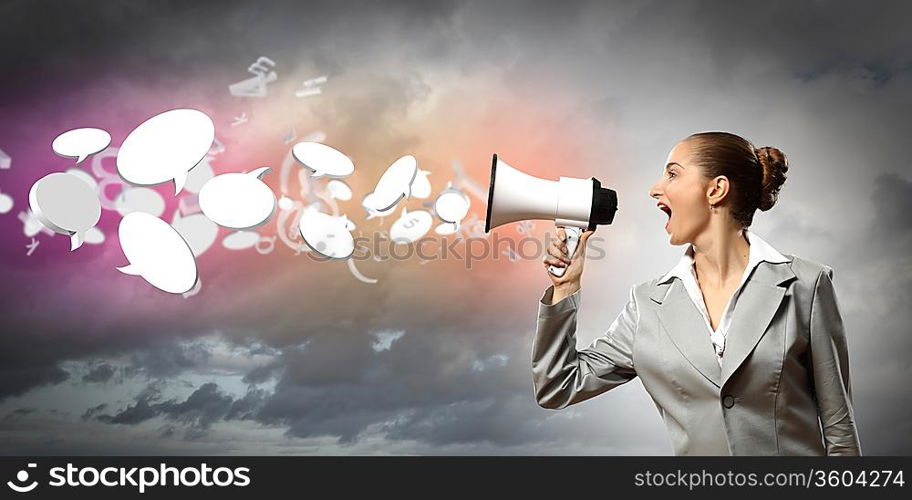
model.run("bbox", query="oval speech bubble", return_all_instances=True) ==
[298,205,354,259]
[117,109,215,195]
[292,142,354,178]
[0,189,12,214]
[222,230,260,251]
[327,179,352,201]
[198,166,276,229]
[52,128,111,165]
[28,171,102,250]
[115,186,166,217]
[390,207,433,244]
[117,212,198,294]
[364,155,418,212]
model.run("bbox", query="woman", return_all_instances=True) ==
[532,131,861,456]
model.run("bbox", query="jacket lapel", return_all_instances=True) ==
[719,261,796,387]
[649,259,797,390]
[650,279,722,389]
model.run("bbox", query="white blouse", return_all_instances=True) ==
[656,229,790,364]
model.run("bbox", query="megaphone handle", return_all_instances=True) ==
[548,225,583,277]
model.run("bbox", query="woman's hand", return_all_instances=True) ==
[542,226,596,303]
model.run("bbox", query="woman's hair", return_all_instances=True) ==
[683,131,789,228]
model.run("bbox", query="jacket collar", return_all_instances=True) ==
[648,230,796,389]
[656,228,789,286]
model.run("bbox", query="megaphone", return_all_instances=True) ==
[484,154,618,277]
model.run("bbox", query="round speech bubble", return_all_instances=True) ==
[292,142,354,178]
[327,179,352,201]
[434,187,471,225]
[390,207,433,244]
[115,186,166,217]
[298,206,354,259]
[364,155,418,212]
[410,169,432,199]
[117,212,198,294]
[28,171,102,250]
[52,128,112,165]
[198,166,276,229]
[117,109,215,195]
[0,189,12,214]
[222,230,260,251]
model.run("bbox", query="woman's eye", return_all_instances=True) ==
[667,171,676,179]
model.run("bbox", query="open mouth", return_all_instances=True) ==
[657,202,672,229]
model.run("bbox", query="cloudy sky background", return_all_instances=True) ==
[0,0,909,455]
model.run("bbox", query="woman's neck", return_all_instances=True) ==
[691,224,750,287]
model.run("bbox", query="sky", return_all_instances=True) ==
[0,0,909,455]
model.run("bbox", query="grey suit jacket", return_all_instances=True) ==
[532,255,862,455]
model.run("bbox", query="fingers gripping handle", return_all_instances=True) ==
[548,225,582,277]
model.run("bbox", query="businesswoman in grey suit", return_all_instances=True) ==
[533,131,861,455]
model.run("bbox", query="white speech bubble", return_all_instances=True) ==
[410,169,432,199]
[0,189,12,214]
[117,108,215,195]
[28,172,101,250]
[115,186,166,217]
[364,155,418,212]
[222,230,260,250]
[117,212,198,294]
[361,192,398,220]
[171,211,219,257]
[199,166,276,229]
[327,179,352,201]
[84,226,105,245]
[292,142,354,178]
[65,167,99,191]
[434,187,470,225]
[298,205,354,259]
[52,128,111,165]
[390,207,432,244]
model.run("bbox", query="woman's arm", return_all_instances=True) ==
[809,266,862,455]
[531,285,638,410]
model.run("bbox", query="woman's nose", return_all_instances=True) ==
[648,182,661,200]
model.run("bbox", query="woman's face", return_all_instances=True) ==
[649,141,712,246]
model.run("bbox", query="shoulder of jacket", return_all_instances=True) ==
[786,254,834,283]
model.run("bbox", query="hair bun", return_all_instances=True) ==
[755,146,788,211]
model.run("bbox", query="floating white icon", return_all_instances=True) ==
[434,184,471,227]
[52,127,111,164]
[114,186,166,217]
[298,205,355,259]
[291,142,354,178]
[199,166,276,229]
[28,171,101,250]
[117,212,199,294]
[326,179,352,201]
[363,154,418,212]
[390,207,433,244]
[117,108,215,195]
[222,230,261,251]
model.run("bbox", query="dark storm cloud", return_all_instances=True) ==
[81,363,116,383]
[96,381,265,439]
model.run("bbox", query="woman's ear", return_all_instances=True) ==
[706,175,730,206]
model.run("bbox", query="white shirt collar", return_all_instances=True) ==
[658,228,789,284]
